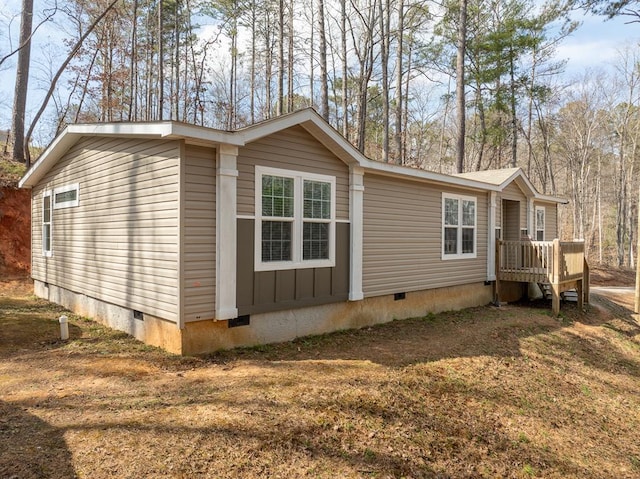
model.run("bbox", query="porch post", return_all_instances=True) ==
[487,191,497,281]
[528,198,534,239]
[215,144,239,319]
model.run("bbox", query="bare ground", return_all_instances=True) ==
[1,279,639,478]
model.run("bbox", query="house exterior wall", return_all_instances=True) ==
[234,126,351,316]
[236,220,350,315]
[534,201,558,240]
[362,174,489,298]
[182,144,217,322]
[499,181,528,231]
[31,137,181,323]
[236,125,350,220]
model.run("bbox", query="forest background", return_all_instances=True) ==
[1,0,640,268]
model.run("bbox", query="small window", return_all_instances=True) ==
[53,183,79,209]
[495,227,502,240]
[442,193,477,259]
[256,166,336,271]
[42,192,52,257]
[535,206,545,241]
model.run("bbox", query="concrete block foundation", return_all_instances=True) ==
[35,280,493,355]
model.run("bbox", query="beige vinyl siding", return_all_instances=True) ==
[363,174,488,297]
[182,145,216,322]
[500,181,528,230]
[237,125,349,220]
[31,137,180,323]
[534,201,558,240]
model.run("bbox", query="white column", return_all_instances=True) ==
[528,197,535,239]
[216,144,239,319]
[487,191,496,281]
[349,166,364,301]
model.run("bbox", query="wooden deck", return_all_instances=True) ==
[496,239,589,315]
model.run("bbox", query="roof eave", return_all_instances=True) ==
[362,161,502,192]
[18,122,242,188]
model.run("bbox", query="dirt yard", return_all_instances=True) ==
[1,280,639,479]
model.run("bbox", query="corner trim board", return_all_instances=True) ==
[215,144,239,320]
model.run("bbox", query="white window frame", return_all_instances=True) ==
[442,192,477,260]
[255,166,336,271]
[535,206,545,241]
[42,190,52,257]
[53,183,79,209]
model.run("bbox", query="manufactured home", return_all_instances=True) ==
[19,109,587,354]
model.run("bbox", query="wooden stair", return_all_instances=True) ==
[537,283,579,303]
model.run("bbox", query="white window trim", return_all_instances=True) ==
[53,183,79,209]
[535,205,545,241]
[255,166,336,272]
[442,192,477,260]
[42,190,52,257]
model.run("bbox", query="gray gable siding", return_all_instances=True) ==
[236,125,350,220]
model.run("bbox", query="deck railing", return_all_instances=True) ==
[497,239,585,284]
[496,238,588,315]
[498,240,554,283]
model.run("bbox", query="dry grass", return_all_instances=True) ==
[1,282,640,478]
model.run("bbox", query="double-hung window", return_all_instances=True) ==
[42,191,52,257]
[535,206,545,241]
[442,193,477,259]
[256,166,335,271]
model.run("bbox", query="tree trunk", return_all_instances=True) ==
[455,0,468,173]
[158,0,164,120]
[340,0,348,137]
[318,0,329,120]
[277,0,284,116]
[378,0,389,162]
[10,0,34,163]
[394,0,404,164]
[287,0,294,113]
[24,0,119,166]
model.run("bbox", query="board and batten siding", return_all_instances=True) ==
[362,174,488,298]
[31,137,181,323]
[182,145,216,322]
[499,181,528,230]
[534,201,558,240]
[236,125,349,220]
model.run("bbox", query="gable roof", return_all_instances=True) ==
[453,167,567,204]
[18,109,563,202]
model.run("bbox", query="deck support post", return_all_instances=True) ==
[551,282,560,316]
[495,240,501,305]
[552,238,561,316]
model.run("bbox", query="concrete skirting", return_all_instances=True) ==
[34,280,493,355]
[34,280,183,354]
[182,282,493,355]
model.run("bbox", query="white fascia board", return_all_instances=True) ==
[236,108,364,167]
[361,160,502,192]
[498,170,537,198]
[19,128,80,188]
[165,122,242,145]
[19,121,240,189]
[534,194,569,204]
[496,169,567,204]
[237,109,319,143]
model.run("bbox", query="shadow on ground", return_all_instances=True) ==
[0,400,76,478]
